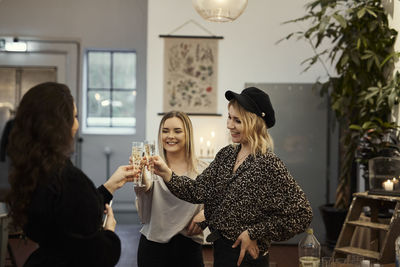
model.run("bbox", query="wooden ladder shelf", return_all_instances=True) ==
[333,192,400,263]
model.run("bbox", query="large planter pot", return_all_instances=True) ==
[319,204,348,248]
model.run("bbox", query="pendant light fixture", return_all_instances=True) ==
[192,0,248,22]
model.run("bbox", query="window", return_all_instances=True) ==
[83,50,137,134]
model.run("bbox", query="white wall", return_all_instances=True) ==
[0,0,399,241]
[0,0,148,218]
[147,0,400,243]
[147,0,324,147]
[147,0,329,242]
[386,0,400,123]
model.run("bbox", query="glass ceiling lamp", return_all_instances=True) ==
[193,0,248,22]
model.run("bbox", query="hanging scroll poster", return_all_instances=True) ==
[163,37,219,114]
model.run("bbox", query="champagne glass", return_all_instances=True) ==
[144,140,156,181]
[321,257,331,267]
[131,141,144,186]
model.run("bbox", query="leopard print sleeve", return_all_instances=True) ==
[166,145,230,204]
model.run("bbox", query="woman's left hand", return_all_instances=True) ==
[186,210,205,236]
[103,203,117,231]
[104,165,139,194]
[232,230,259,266]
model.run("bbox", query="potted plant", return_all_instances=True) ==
[281,0,400,243]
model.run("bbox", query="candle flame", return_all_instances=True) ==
[383,179,394,191]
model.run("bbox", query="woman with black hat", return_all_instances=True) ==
[151,87,313,267]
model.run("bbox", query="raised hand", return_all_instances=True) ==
[104,165,139,194]
[150,155,172,182]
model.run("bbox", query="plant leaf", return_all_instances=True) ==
[319,16,330,34]
[361,54,372,60]
[357,7,366,19]
[364,90,379,100]
[380,52,400,68]
[362,121,373,129]
[349,125,362,130]
[365,8,377,18]
[333,13,347,28]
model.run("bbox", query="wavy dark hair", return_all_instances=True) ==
[6,82,75,228]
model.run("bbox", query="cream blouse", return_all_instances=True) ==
[134,160,208,244]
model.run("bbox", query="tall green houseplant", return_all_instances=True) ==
[283,0,400,210]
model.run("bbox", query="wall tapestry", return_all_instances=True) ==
[162,37,220,114]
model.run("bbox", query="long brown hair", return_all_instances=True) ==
[6,82,75,228]
[229,99,274,155]
[157,111,198,174]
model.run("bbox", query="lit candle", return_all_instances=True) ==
[210,131,215,156]
[200,137,204,157]
[392,177,399,190]
[383,179,394,191]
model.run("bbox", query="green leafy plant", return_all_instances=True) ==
[281,0,400,209]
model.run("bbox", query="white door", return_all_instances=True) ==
[0,52,80,189]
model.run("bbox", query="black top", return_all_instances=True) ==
[167,144,313,253]
[24,160,121,267]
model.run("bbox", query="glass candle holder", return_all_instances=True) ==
[369,156,400,196]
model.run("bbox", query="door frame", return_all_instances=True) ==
[0,37,81,166]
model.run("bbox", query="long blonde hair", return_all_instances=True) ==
[158,111,198,174]
[229,100,274,155]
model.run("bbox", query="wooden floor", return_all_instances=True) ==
[6,224,302,267]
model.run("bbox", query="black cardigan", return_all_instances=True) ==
[23,160,121,267]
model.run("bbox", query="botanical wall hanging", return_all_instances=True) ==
[161,35,221,114]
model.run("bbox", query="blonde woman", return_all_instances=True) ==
[152,87,313,267]
[134,111,208,267]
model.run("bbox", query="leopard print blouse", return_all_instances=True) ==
[166,144,313,253]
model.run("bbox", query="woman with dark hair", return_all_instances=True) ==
[151,87,313,267]
[6,82,138,267]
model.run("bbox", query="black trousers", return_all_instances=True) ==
[213,236,269,267]
[137,234,204,267]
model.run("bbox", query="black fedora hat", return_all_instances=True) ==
[225,87,275,128]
